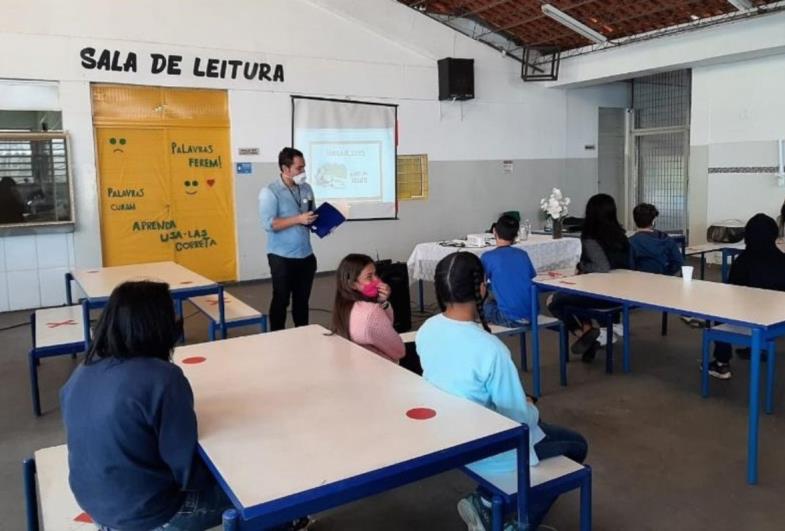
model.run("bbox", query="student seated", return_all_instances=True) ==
[59,281,232,531]
[416,252,588,531]
[482,214,536,327]
[331,253,405,363]
[629,203,683,275]
[547,193,632,362]
[707,214,785,380]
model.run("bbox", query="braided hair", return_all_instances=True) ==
[434,252,491,333]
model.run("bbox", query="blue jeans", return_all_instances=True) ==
[99,483,232,531]
[484,299,528,328]
[528,422,589,528]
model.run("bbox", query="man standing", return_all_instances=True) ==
[258,147,318,331]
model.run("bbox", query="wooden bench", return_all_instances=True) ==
[23,445,224,531]
[23,445,92,531]
[189,292,268,341]
[29,306,86,416]
[462,455,591,531]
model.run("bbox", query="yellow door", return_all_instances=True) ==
[96,127,174,266]
[93,84,237,281]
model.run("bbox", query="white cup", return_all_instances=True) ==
[682,265,694,282]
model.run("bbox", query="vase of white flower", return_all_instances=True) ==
[539,188,570,240]
[553,217,563,239]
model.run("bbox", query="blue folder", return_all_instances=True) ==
[309,202,346,238]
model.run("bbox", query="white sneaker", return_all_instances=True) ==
[613,323,624,336]
[597,329,619,347]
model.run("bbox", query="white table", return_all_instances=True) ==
[408,235,582,311]
[173,325,529,529]
[533,270,785,485]
[66,261,226,345]
[685,240,785,282]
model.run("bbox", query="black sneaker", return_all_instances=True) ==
[571,328,600,355]
[707,360,732,380]
[582,341,599,363]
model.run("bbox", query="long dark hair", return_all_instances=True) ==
[434,252,490,332]
[85,281,179,365]
[331,254,376,340]
[582,193,627,252]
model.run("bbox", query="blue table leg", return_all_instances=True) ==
[701,330,710,398]
[222,508,239,530]
[700,253,706,280]
[491,494,504,531]
[65,272,73,305]
[580,470,592,531]
[218,286,227,339]
[721,249,730,283]
[748,327,762,484]
[530,285,541,397]
[766,341,776,415]
[82,300,91,351]
[23,458,40,531]
[622,304,631,373]
[418,279,424,313]
[516,426,530,531]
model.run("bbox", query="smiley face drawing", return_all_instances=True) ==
[184,179,200,195]
[109,137,127,153]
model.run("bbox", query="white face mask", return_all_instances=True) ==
[292,171,307,185]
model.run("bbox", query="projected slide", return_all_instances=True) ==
[293,97,397,220]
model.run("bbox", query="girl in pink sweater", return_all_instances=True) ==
[331,254,405,363]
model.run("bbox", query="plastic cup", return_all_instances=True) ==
[682,265,694,282]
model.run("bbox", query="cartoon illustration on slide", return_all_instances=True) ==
[315,163,348,189]
[184,179,200,195]
[109,137,127,153]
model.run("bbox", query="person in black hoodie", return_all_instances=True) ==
[548,194,632,361]
[707,213,785,380]
[629,203,684,275]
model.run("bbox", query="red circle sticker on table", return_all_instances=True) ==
[182,356,206,365]
[406,407,437,420]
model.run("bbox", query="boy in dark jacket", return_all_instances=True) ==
[707,213,785,379]
[629,203,684,275]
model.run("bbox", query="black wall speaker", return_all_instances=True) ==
[438,57,474,101]
[375,260,412,333]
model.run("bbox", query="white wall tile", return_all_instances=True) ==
[35,234,70,269]
[4,235,38,271]
[7,270,41,310]
[38,267,68,307]
[0,272,8,312]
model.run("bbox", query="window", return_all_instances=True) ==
[0,132,73,228]
[397,154,429,200]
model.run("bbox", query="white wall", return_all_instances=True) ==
[690,53,785,242]
[0,0,628,309]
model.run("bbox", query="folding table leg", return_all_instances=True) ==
[222,508,239,531]
[747,328,763,484]
[491,494,504,531]
[766,341,776,415]
[580,472,592,531]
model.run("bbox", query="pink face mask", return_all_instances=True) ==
[360,279,381,298]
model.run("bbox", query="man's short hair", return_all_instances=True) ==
[278,147,304,171]
[633,203,659,228]
[494,214,520,242]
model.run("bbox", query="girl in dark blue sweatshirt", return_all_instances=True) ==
[60,281,229,531]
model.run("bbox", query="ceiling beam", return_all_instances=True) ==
[475,0,599,39]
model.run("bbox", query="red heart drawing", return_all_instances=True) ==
[206,179,215,187]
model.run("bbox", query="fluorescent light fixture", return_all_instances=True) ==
[727,0,754,10]
[541,3,608,44]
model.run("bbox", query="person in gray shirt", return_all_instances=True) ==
[547,194,632,362]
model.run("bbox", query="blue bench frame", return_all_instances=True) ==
[180,298,269,341]
[702,326,778,414]
[462,462,592,531]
